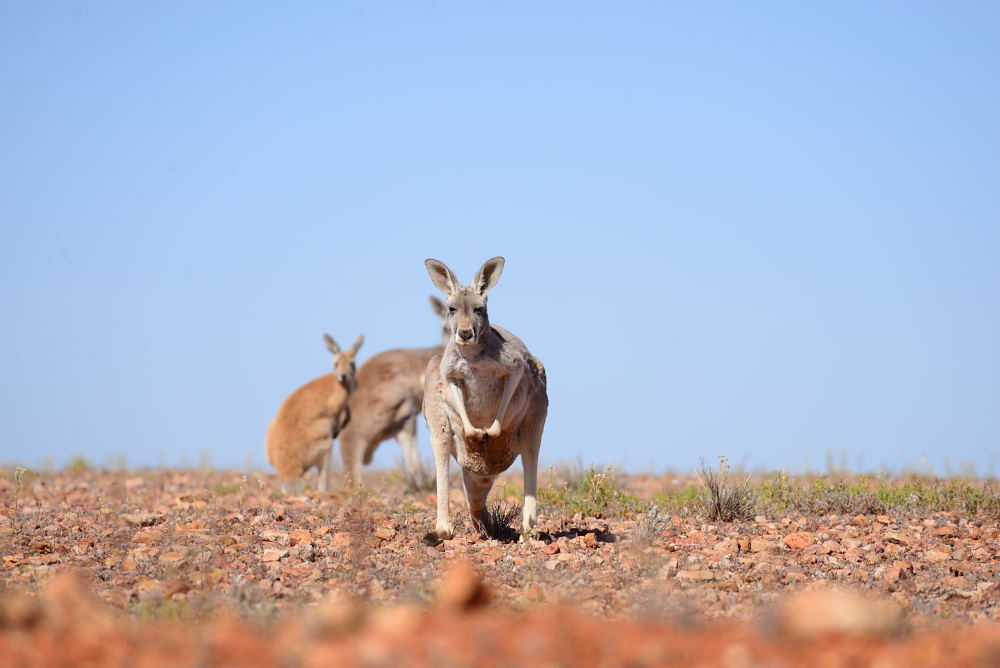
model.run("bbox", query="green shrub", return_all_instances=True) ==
[649,485,700,513]
[538,466,641,519]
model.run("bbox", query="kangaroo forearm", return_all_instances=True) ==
[487,366,523,437]
[447,381,477,432]
[497,366,523,421]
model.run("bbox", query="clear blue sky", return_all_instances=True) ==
[2,2,998,475]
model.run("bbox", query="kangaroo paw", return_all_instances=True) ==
[422,529,453,547]
[464,426,488,441]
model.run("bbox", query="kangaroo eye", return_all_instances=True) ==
[447,306,457,314]
[474,307,485,314]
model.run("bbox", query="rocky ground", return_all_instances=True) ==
[1,468,999,665]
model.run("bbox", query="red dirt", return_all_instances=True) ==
[2,470,999,666]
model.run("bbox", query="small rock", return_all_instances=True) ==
[307,591,365,636]
[262,548,288,562]
[289,529,313,546]
[883,560,913,584]
[783,533,813,550]
[159,551,185,566]
[822,540,843,554]
[131,530,163,544]
[544,559,565,571]
[882,531,909,545]
[582,533,599,549]
[542,542,560,555]
[260,530,290,545]
[123,513,165,527]
[480,547,504,562]
[925,549,951,564]
[373,526,396,542]
[778,589,903,638]
[950,562,971,576]
[676,569,715,581]
[438,560,489,611]
[883,542,904,557]
[368,604,422,637]
[0,590,41,629]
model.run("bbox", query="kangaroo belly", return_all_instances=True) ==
[456,433,517,476]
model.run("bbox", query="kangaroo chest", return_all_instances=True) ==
[450,358,530,425]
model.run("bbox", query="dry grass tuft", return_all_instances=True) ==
[697,456,755,522]
[634,503,670,545]
[398,457,436,493]
[479,501,521,541]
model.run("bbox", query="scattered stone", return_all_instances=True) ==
[261,548,288,562]
[438,560,489,611]
[883,531,909,545]
[122,513,165,527]
[778,589,903,638]
[260,530,290,545]
[925,550,951,564]
[307,590,365,635]
[159,551,185,566]
[783,533,813,550]
[131,529,163,544]
[373,526,396,542]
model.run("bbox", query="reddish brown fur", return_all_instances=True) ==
[265,333,363,492]
[265,373,351,481]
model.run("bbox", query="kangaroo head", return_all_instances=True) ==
[324,333,364,389]
[424,257,504,347]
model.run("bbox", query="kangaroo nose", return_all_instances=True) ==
[458,328,474,341]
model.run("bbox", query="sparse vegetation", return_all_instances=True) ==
[212,481,243,496]
[399,456,436,493]
[545,459,588,490]
[634,503,670,545]
[67,455,91,473]
[697,456,755,522]
[649,485,700,514]
[538,466,642,518]
[12,466,27,533]
[756,471,1000,517]
[479,501,521,541]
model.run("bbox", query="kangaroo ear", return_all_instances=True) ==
[323,333,341,355]
[428,295,447,319]
[351,334,364,354]
[425,259,460,296]
[471,256,505,296]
